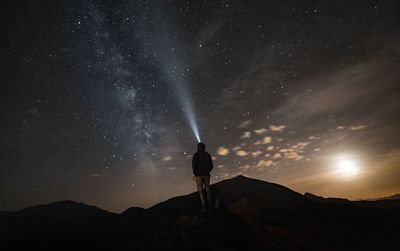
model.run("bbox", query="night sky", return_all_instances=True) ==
[1,0,399,213]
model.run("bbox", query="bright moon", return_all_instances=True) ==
[337,159,359,177]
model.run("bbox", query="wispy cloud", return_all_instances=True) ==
[269,125,286,132]
[163,156,172,161]
[254,128,268,134]
[238,119,253,128]
[273,153,282,159]
[254,136,272,145]
[292,142,310,149]
[217,146,230,156]
[350,125,367,130]
[236,150,248,156]
[240,131,251,139]
[232,146,241,151]
[251,151,262,157]
[283,152,303,161]
[257,160,274,168]
[239,165,251,171]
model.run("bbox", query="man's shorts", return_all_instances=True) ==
[195,175,210,191]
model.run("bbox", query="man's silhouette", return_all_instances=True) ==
[192,142,213,211]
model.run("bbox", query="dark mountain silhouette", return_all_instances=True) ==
[305,192,400,209]
[383,193,400,200]
[304,192,350,203]
[1,175,399,250]
[366,193,400,201]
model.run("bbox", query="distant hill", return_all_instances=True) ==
[305,192,400,209]
[369,193,400,201]
[1,175,399,250]
[304,192,350,203]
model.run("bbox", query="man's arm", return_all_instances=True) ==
[209,154,213,172]
[192,153,197,176]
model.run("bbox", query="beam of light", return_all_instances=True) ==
[187,108,201,143]
[137,2,201,143]
[166,64,201,143]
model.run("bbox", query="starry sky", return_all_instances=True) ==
[1,0,399,213]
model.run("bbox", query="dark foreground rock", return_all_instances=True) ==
[1,175,399,250]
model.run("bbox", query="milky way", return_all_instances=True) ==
[1,0,399,212]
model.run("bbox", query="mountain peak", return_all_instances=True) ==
[1,177,399,250]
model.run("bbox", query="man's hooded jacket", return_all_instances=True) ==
[192,143,213,176]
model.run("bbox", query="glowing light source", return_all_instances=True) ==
[336,159,359,177]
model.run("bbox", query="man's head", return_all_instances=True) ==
[197,142,206,152]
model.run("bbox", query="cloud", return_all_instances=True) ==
[350,125,367,130]
[236,150,248,156]
[266,146,274,151]
[268,54,399,135]
[254,136,272,145]
[265,153,270,157]
[282,62,387,119]
[314,148,321,151]
[217,164,225,169]
[239,165,251,171]
[269,125,286,132]
[238,119,253,128]
[283,152,303,161]
[232,146,241,151]
[273,153,282,159]
[251,151,262,157]
[254,128,268,134]
[217,146,230,156]
[292,142,310,149]
[212,156,217,160]
[257,160,274,168]
[241,131,251,139]
[162,155,173,161]
[308,136,320,140]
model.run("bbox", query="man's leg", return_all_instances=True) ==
[196,176,206,209]
[204,176,212,209]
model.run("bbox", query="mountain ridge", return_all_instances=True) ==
[1,175,399,250]
[3,175,399,215]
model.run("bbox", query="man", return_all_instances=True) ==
[192,142,213,211]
